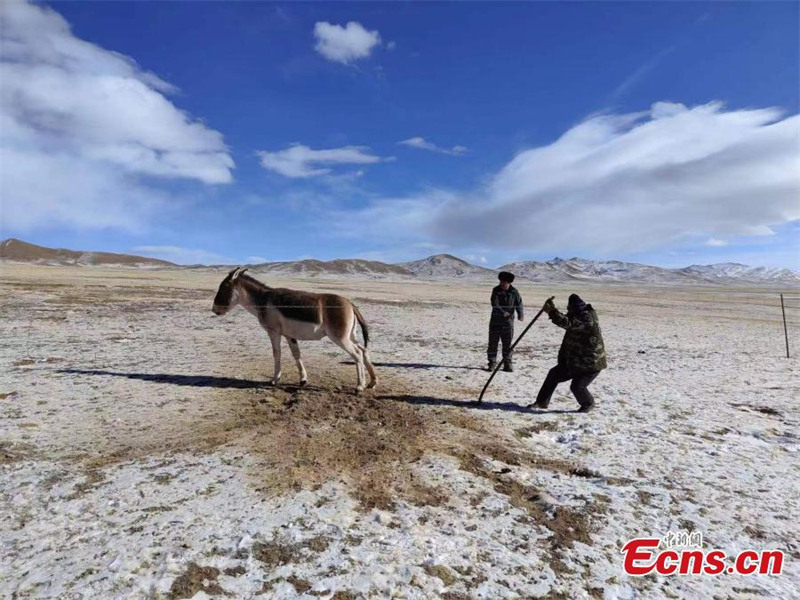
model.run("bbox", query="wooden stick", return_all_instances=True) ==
[781,293,790,358]
[478,296,555,403]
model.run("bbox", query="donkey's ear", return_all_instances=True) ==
[238,268,248,277]
[227,267,240,279]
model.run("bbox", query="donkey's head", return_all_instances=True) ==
[212,267,247,315]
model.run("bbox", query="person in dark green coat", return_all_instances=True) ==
[487,271,524,372]
[530,294,606,413]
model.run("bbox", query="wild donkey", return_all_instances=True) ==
[212,268,377,392]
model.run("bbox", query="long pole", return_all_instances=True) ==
[781,293,790,359]
[478,296,555,403]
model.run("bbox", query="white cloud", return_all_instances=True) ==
[414,241,449,251]
[246,255,269,264]
[610,45,676,100]
[342,102,799,256]
[706,238,728,247]
[313,21,381,64]
[398,137,468,156]
[0,0,234,232]
[132,245,234,265]
[257,144,387,178]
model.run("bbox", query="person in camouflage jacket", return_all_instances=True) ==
[530,293,606,413]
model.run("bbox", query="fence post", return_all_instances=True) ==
[781,293,790,359]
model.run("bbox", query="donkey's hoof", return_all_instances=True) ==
[366,380,377,390]
[269,379,280,387]
[299,379,308,388]
[355,386,365,395]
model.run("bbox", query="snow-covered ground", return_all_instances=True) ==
[1,264,798,599]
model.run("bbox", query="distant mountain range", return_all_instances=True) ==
[0,238,174,267]
[226,258,412,278]
[501,257,800,284]
[2,239,798,285]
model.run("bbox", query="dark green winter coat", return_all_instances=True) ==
[549,305,607,375]
[491,285,524,320]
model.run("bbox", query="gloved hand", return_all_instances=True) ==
[543,298,556,314]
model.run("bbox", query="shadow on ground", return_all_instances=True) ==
[57,368,268,389]
[58,368,580,413]
[342,361,485,371]
[380,393,578,414]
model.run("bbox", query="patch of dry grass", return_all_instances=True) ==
[167,563,228,599]
[0,441,36,465]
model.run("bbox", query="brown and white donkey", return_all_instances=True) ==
[212,267,377,392]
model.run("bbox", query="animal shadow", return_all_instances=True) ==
[58,368,267,389]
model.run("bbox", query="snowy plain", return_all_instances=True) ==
[1,264,798,599]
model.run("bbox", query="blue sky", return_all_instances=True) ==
[1,1,798,268]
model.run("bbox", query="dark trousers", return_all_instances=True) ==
[488,315,514,363]
[536,364,600,408]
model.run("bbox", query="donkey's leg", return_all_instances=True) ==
[362,348,377,389]
[268,331,282,386]
[332,337,366,393]
[286,337,308,386]
[350,330,377,389]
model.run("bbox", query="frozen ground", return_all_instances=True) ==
[1,264,799,599]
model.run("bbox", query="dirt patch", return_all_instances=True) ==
[252,540,300,567]
[454,445,608,575]
[731,403,783,419]
[64,469,105,500]
[168,562,228,599]
[424,564,458,586]
[636,490,655,506]
[240,368,446,511]
[252,534,331,568]
[0,442,36,465]
[234,361,618,513]
[515,422,560,438]
[753,406,782,417]
[285,575,312,593]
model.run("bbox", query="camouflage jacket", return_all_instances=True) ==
[549,305,607,374]
[491,285,524,320]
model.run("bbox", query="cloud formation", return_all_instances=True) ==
[132,245,235,265]
[0,0,234,232]
[257,144,387,178]
[313,21,381,64]
[398,137,468,156]
[344,102,799,255]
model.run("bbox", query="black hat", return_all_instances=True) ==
[568,293,586,313]
[498,271,515,283]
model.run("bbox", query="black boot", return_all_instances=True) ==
[487,360,496,372]
[503,360,513,372]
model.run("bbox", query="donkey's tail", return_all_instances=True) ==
[352,303,369,347]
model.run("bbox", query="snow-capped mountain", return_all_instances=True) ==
[498,257,799,284]
[679,263,800,283]
[248,259,413,278]
[399,254,495,279]
[501,257,707,284]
